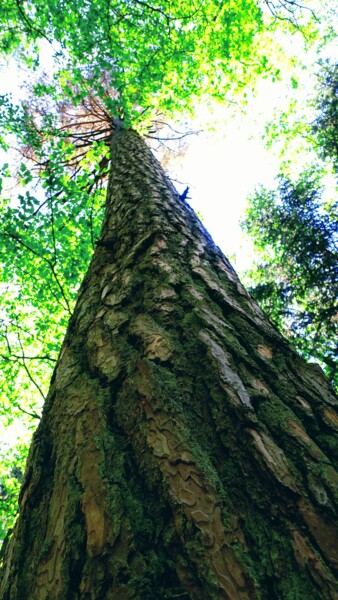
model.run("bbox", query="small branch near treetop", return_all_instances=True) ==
[264,0,319,26]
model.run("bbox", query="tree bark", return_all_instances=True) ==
[1,128,338,600]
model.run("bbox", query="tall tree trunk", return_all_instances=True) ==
[1,128,338,600]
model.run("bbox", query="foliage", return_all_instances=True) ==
[0,94,107,419]
[242,173,338,387]
[0,0,277,128]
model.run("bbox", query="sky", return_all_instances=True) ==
[166,113,280,272]
[160,84,301,273]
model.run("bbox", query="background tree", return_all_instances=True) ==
[242,173,337,386]
[242,60,338,388]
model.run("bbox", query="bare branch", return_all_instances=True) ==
[16,324,46,402]
[1,353,57,362]
[14,0,53,46]
[264,0,319,28]
[4,231,72,314]
[12,403,41,420]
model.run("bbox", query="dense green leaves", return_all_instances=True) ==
[0,0,271,127]
[243,174,337,386]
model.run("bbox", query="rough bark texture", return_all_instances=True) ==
[1,128,338,600]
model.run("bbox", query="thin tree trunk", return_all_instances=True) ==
[1,128,338,600]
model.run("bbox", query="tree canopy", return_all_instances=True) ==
[0,0,273,125]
